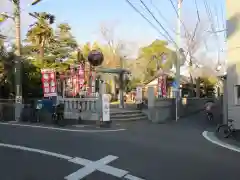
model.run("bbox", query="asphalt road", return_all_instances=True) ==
[0,113,240,180]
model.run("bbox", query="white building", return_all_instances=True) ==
[226,0,240,129]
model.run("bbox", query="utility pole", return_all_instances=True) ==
[13,0,22,121]
[12,0,43,121]
[175,0,182,122]
[119,56,124,108]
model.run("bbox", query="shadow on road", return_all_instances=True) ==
[173,111,218,131]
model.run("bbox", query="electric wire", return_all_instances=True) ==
[138,0,179,48]
[124,0,174,44]
[149,0,178,36]
[203,0,221,65]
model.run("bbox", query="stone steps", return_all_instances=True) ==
[110,109,147,121]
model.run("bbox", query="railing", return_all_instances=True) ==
[58,97,98,119]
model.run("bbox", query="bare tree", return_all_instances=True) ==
[99,22,129,69]
[182,21,211,97]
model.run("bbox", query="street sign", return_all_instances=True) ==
[172,81,179,91]
[15,95,22,104]
[102,94,110,122]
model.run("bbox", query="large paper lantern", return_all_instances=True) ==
[88,50,104,66]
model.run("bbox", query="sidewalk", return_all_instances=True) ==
[215,130,240,147]
[203,131,240,153]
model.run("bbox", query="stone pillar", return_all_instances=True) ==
[119,73,124,108]
[148,86,155,108]
[96,81,105,121]
[147,86,155,121]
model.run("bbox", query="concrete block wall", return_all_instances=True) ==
[146,98,222,124]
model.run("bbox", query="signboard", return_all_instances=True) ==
[41,68,57,97]
[172,80,178,91]
[15,95,22,104]
[136,86,142,104]
[102,94,110,122]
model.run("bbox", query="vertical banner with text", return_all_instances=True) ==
[136,86,143,104]
[102,94,110,121]
[158,76,163,97]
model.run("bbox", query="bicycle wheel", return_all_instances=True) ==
[217,124,232,138]
[58,114,65,126]
[52,113,57,124]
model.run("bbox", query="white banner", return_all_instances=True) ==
[102,94,110,122]
[136,86,142,104]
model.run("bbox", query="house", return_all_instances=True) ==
[226,1,240,129]
[143,66,190,98]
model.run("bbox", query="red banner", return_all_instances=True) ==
[161,75,167,97]
[157,75,167,97]
[41,69,57,97]
[78,64,85,90]
[158,76,162,97]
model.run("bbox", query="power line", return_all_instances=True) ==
[192,0,211,52]
[138,0,179,48]
[203,0,221,63]
[124,0,178,46]
[149,0,178,36]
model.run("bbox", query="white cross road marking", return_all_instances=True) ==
[65,155,129,180]
[124,174,145,180]
[0,142,145,180]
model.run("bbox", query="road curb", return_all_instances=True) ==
[202,131,240,153]
[0,122,126,133]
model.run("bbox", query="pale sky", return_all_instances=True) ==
[0,0,226,63]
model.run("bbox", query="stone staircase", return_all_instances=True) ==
[110,108,148,121]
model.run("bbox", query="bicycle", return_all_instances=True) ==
[216,119,235,138]
[206,111,213,121]
[52,104,65,126]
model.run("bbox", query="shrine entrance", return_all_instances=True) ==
[96,67,131,108]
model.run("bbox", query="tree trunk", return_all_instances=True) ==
[39,37,46,64]
[39,46,44,60]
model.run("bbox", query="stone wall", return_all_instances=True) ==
[144,97,222,124]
